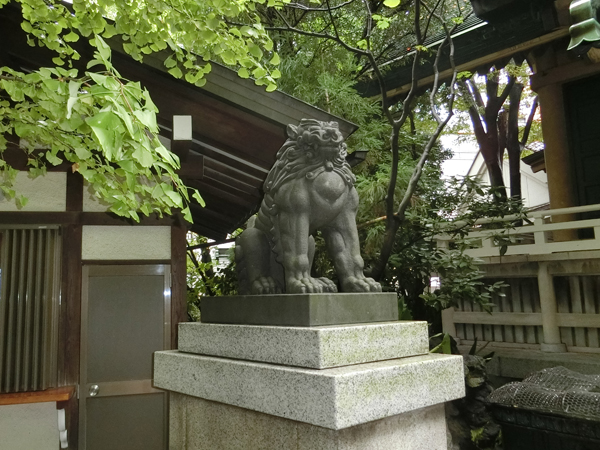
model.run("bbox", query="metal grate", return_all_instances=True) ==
[488,366,600,421]
[0,227,61,393]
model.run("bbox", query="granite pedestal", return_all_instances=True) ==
[153,293,465,449]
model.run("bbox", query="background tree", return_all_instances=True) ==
[458,64,540,202]
[0,0,281,221]
[256,0,465,281]
[228,0,519,325]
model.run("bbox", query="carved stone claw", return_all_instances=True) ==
[317,277,338,293]
[287,277,327,294]
[251,277,281,295]
[364,277,383,292]
[342,276,382,293]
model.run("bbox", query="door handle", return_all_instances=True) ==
[89,384,99,397]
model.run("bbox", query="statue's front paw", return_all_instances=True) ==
[317,277,338,293]
[363,277,382,292]
[287,277,324,294]
[251,277,281,295]
[342,276,382,293]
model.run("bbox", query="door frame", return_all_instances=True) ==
[78,264,171,450]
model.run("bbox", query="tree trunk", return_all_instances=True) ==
[370,216,402,281]
[485,160,507,200]
[507,83,524,201]
[480,137,508,199]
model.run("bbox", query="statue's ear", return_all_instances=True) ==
[287,124,298,139]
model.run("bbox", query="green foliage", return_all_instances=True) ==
[1,37,198,220]
[186,232,238,320]
[264,1,513,324]
[15,0,279,89]
[430,333,453,354]
[1,0,281,221]
[276,47,390,155]
[452,62,543,153]
[358,175,522,324]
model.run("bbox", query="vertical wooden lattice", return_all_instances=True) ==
[0,228,61,393]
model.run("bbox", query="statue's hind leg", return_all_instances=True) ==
[308,235,337,293]
[236,227,282,294]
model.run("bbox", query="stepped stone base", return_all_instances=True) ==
[154,293,465,449]
[154,350,463,430]
[200,292,398,326]
[170,394,448,450]
[178,321,428,369]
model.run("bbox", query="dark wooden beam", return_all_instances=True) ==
[66,172,83,212]
[59,223,82,450]
[170,217,188,347]
[189,203,237,228]
[203,166,261,197]
[0,212,176,226]
[190,141,269,180]
[177,153,204,179]
[187,179,258,208]
[189,223,228,240]
[203,158,263,188]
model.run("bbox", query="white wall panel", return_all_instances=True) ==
[0,172,66,211]
[82,226,171,260]
[0,403,58,450]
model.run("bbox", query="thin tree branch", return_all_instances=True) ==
[466,78,485,109]
[325,0,344,44]
[422,0,444,39]
[266,12,368,56]
[520,95,538,147]
[497,75,516,108]
[361,0,374,44]
[460,81,486,141]
[285,0,357,12]
[397,16,458,219]
[415,0,423,44]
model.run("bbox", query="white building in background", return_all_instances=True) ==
[210,241,235,270]
[440,135,549,210]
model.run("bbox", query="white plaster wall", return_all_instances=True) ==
[0,403,58,450]
[82,182,111,212]
[81,225,171,260]
[520,162,549,208]
[0,172,66,211]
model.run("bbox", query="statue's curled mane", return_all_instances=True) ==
[263,119,356,197]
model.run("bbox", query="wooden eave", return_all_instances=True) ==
[0,4,357,240]
[522,150,546,173]
[358,1,563,102]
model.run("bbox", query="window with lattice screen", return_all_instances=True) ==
[0,227,61,393]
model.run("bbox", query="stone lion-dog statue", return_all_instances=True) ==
[236,119,381,295]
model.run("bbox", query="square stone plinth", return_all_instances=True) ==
[170,394,449,450]
[154,351,464,430]
[178,321,428,369]
[200,292,398,326]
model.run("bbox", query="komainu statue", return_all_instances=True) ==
[235,119,381,295]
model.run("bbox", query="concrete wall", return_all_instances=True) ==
[0,403,58,450]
